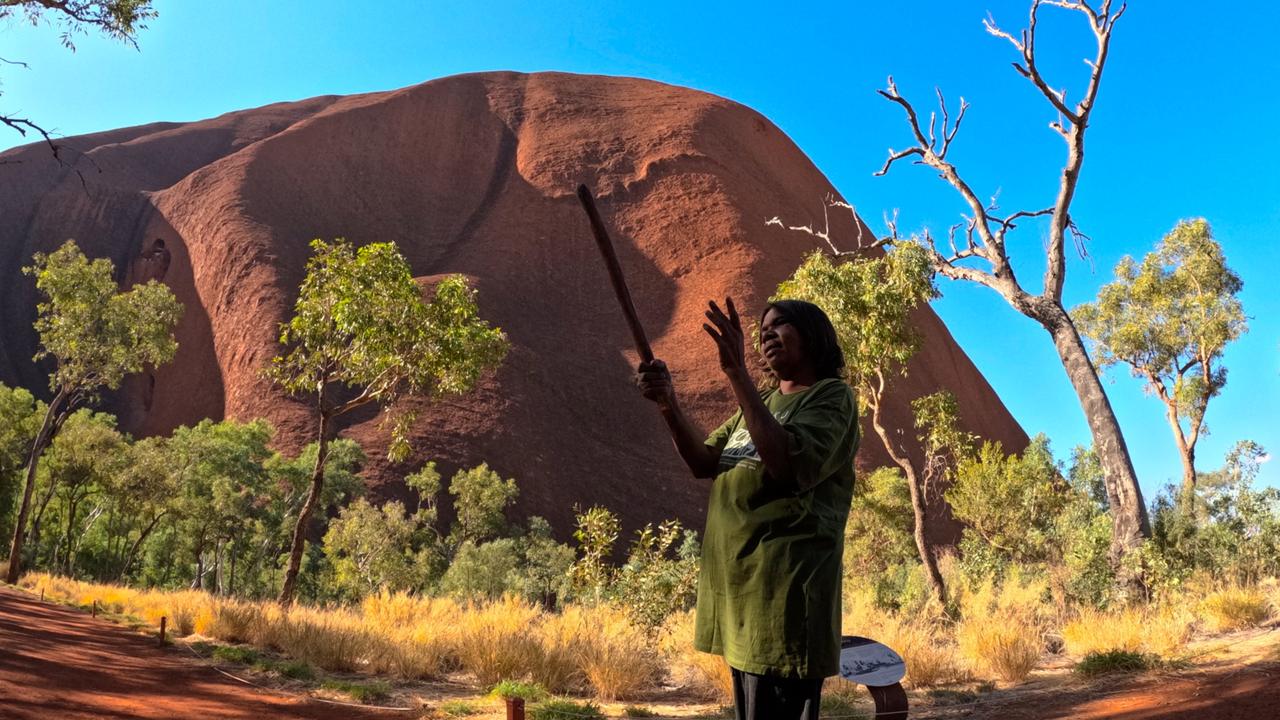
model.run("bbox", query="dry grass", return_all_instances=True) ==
[361,591,462,679]
[1200,585,1273,633]
[1062,605,1195,659]
[571,603,663,701]
[955,574,1046,682]
[843,589,966,688]
[453,595,545,686]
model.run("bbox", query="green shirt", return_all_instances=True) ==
[694,377,858,678]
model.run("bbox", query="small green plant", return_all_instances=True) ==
[189,641,215,655]
[530,699,604,720]
[440,700,480,717]
[1075,650,1156,677]
[257,659,316,681]
[490,679,549,702]
[820,693,869,719]
[320,678,392,703]
[623,706,659,718]
[211,645,260,665]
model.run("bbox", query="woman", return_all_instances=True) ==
[636,297,858,720]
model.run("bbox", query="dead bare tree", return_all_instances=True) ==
[870,0,1149,562]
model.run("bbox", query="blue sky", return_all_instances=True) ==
[3,1,1276,497]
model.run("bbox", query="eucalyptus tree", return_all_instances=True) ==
[0,384,43,544]
[269,239,507,605]
[1075,219,1246,508]
[6,240,180,583]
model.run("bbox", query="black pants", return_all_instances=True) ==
[731,667,823,720]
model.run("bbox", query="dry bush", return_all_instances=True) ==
[572,603,663,701]
[454,595,545,686]
[956,574,1046,682]
[1200,585,1273,633]
[659,609,732,702]
[203,599,268,644]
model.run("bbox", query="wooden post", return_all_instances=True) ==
[92,600,97,617]
[505,697,525,720]
[40,588,44,602]
[159,616,167,646]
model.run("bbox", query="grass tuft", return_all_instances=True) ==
[530,699,604,720]
[1075,650,1156,677]
[1200,585,1272,633]
[319,678,392,703]
[490,680,549,702]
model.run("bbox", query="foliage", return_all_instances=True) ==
[774,244,936,407]
[1076,219,1247,497]
[269,239,507,462]
[947,436,1066,574]
[448,463,518,547]
[490,680,549,702]
[568,506,620,604]
[439,538,522,599]
[323,498,428,598]
[842,467,917,606]
[28,240,182,399]
[613,520,700,629]
[0,384,43,542]
[320,678,391,703]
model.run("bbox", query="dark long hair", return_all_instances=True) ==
[761,300,845,381]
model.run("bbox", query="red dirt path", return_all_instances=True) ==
[0,587,390,719]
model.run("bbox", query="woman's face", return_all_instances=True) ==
[760,307,808,380]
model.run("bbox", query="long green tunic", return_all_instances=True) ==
[694,377,858,678]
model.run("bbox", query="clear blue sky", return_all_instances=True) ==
[3,1,1277,497]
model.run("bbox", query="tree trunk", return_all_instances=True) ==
[870,405,948,605]
[118,512,165,581]
[1044,308,1150,561]
[277,414,331,607]
[6,389,67,584]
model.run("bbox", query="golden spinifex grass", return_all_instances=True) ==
[955,572,1047,682]
[1062,605,1195,659]
[18,574,671,700]
[1199,585,1274,633]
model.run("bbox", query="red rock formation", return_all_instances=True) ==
[0,72,1026,543]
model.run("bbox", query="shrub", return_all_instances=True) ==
[440,701,480,717]
[274,606,373,672]
[1062,606,1194,659]
[530,606,589,693]
[490,680,549,702]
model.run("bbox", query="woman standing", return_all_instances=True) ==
[636,297,858,720]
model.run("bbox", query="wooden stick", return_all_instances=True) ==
[576,184,654,363]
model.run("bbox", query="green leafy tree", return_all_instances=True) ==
[1075,219,1247,507]
[515,516,575,608]
[323,498,426,597]
[0,384,44,544]
[268,239,507,605]
[447,462,518,547]
[438,538,521,599]
[108,435,176,581]
[34,409,126,576]
[775,244,957,601]
[6,240,180,583]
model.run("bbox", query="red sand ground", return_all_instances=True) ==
[1,585,1277,719]
[0,587,389,719]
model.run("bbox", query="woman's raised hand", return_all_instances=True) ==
[703,297,747,378]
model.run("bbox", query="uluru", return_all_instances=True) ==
[0,70,1026,539]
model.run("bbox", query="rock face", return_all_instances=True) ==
[0,72,1026,543]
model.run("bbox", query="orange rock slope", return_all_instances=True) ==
[0,72,1026,541]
